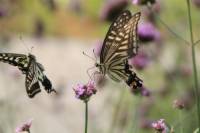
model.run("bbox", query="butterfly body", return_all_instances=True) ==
[0,53,56,98]
[96,10,143,90]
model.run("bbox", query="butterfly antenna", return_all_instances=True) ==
[83,51,96,61]
[19,35,32,53]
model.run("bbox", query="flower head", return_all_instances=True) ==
[0,7,7,18]
[131,85,151,97]
[143,1,161,24]
[100,0,128,22]
[173,99,185,110]
[152,119,168,133]
[132,0,156,5]
[138,22,160,43]
[129,51,150,70]
[15,119,33,133]
[73,80,97,102]
[192,0,200,8]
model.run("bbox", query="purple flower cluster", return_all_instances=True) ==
[129,51,150,70]
[152,119,168,133]
[100,0,128,21]
[173,99,185,110]
[0,7,8,18]
[192,0,200,8]
[73,80,97,102]
[132,0,156,5]
[132,85,151,97]
[138,22,160,43]
[15,119,33,133]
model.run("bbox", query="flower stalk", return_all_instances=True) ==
[73,80,96,133]
[178,111,184,133]
[147,2,190,45]
[85,101,88,133]
[186,0,200,129]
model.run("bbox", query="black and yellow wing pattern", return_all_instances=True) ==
[0,53,56,98]
[97,10,142,90]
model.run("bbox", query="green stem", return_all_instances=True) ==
[85,101,88,133]
[178,111,184,133]
[128,97,141,133]
[186,0,200,129]
[194,39,200,45]
[147,3,190,45]
[108,90,125,133]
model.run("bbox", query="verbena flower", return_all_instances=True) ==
[152,119,168,133]
[143,1,161,24]
[68,0,82,13]
[129,51,150,70]
[15,119,33,133]
[132,0,156,5]
[173,99,185,110]
[138,22,160,43]
[140,118,153,129]
[73,80,97,102]
[0,7,7,18]
[132,85,151,97]
[100,0,128,22]
[192,0,200,8]
[141,86,151,97]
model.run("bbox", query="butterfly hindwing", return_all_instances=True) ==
[25,59,41,98]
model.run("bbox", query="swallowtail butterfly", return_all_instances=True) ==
[0,53,56,98]
[95,10,143,90]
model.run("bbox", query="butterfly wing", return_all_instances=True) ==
[100,10,132,63]
[99,10,141,82]
[25,60,41,98]
[35,62,56,94]
[0,53,55,98]
[0,53,29,73]
[25,61,56,98]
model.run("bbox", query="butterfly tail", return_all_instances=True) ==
[126,72,143,92]
[41,76,57,94]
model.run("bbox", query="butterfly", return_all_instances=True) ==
[95,10,143,91]
[0,53,56,98]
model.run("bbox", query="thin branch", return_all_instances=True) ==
[187,0,200,130]
[147,3,190,46]
[194,39,200,46]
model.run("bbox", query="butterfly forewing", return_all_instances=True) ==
[0,53,29,73]
[100,10,132,63]
[25,61,41,98]
[98,10,142,90]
